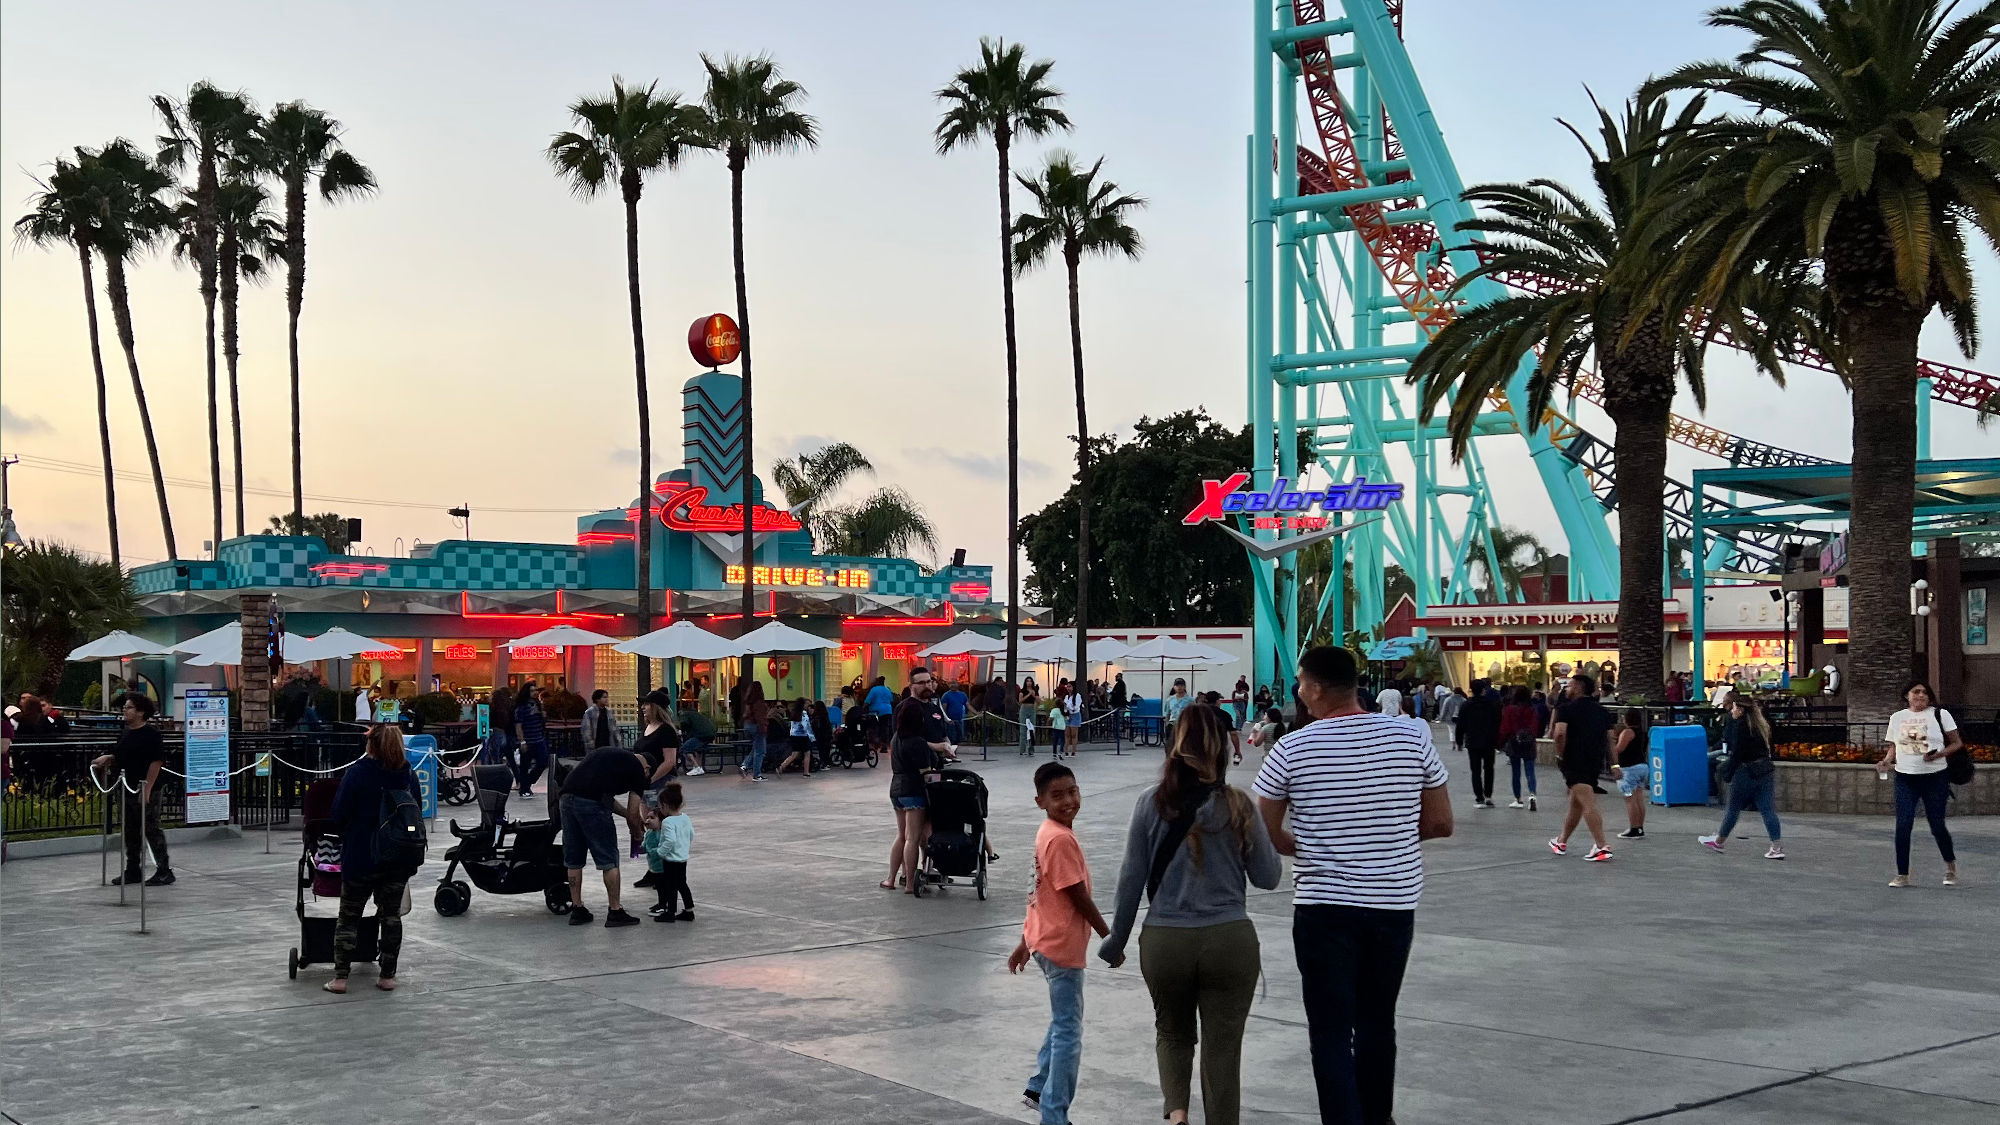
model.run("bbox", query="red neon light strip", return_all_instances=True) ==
[576,532,635,544]
[312,562,388,578]
[704,612,778,622]
[459,591,586,624]
[949,582,991,596]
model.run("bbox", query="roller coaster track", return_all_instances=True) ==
[1285,0,1993,571]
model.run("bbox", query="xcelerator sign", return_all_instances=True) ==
[1183,473,1404,530]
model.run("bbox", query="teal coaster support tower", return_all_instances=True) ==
[1245,0,1621,688]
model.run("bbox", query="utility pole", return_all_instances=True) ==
[1,454,20,545]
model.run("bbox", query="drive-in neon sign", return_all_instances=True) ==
[1183,473,1403,529]
[656,484,803,534]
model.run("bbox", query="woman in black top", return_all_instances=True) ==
[1700,698,1783,859]
[882,700,938,896]
[810,700,834,771]
[1611,707,1650,840]
[326,724,423,992]
[630,691,681,869]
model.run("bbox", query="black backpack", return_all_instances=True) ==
[1945,748,1974,786]
[374,781,428,879]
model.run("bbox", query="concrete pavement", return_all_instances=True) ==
[3,737,1996,1124]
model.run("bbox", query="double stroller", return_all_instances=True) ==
[291,778,377,980]
[922,768,990,900]
[432,764,572,917]
[833,719,880,768]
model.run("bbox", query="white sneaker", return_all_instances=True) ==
[1508,800,1525,808]
[1527,795,1538,811]
[687,767,705,777]
[1765,845,1786,860]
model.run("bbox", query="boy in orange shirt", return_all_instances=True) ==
[1008,761,1108,1125]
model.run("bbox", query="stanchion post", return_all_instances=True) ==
[264,757,273,855]
[101,770,113,886]
[117,772,128,906]
[138,822,148,934]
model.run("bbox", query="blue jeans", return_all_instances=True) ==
[744,728,767,778]
[1893,771,1955,873]
[1717,769,1780,842]
[514,739,548,794]
[1294,904,1415,1125]
[947,718,965,743]
[1509,754,1537,799]
[1027,953,1084,1124]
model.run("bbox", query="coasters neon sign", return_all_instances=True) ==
[657,484,803,534]
[1183,473,1403,527]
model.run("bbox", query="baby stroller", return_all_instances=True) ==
[833,721,880,768]
[922,768,990,900]
[432,764,572,917]
[437,733,480,807]
[291,778,380,980]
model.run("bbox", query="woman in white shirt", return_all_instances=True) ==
[1874,680,1961,887]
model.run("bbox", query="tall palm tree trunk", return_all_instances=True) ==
[996,128,1020,690]
[102,255,177,561]
[623,181,654,696]
[1843,303,1924,724]
[284,175,306,526]
[731,157,756,682]
[1607,396,1668,702]
[1065,248,1090,688]
[220,231,245,537]
[198,143,222,554]
[77,244,120,566]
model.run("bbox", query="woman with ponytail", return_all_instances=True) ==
[1099,702,1282,1125]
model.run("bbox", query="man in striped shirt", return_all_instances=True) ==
[1255,646,1453,1125]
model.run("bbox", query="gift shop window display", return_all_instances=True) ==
[1701,639,1788,693]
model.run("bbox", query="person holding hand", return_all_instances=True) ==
[1008,762,1108,1125]
[1878,680,1962,887]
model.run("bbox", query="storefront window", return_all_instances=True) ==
[351,640,417,696]
[1701,639,1787,690]
[431,639,496,694]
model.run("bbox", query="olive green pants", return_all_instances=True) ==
[1138,918,1261,1125]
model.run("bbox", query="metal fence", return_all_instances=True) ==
[3,729,367,842]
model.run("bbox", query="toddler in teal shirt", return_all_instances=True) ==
[642,782,694,921]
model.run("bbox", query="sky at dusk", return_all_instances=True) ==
[3,0,1994,587]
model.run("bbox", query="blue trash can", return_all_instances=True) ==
[1649,725,1708,806]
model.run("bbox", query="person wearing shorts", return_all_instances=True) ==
[1548,675,1615,862]
[1612,707,1651,840]
[883,697,938,895]
[559,746,648,928]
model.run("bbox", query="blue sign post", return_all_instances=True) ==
[404,734,440,820]
[183,688,231,824]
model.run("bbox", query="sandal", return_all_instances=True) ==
[878,880,898,890]
[323,979,348,994]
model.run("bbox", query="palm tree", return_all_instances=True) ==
[1406,92,1807,701]
[1012,151,1145,682]
[215,176,283,537]
[1,540,138,700]
[14,156,122,565]
[771,442,873,536]
[771,443,938,559]
[701,53,819,661]
[1466,525,1549,602]
[257,101,375,528]
[822,489,940,561]
[155,82,259,552]
[935,38,1072,689]
[1649,0,2000,722]
[549,78,711,695]
[84,140,182,562]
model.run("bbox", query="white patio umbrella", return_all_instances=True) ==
[182,629,314,666]
[66,631,173,661]
[505,624,622,651]
[735,620,843,653]
[1086,637,1131,664]
[289,626,400,662]
[1123,635,1234,700]
[172,622,246,658]
[920,629,1007,657]
[614,621,745,660]
[1017,635,1076,664]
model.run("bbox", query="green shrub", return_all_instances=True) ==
[313,687,341,720]
[408,691,466,725]
[82,682,102,710]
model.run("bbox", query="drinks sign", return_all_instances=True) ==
[688,313,743,368]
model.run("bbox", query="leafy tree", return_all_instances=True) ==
[1648,0,2000,719]
[155,82,260,551]
[2,541,138,700]
[14,155,123,564]
[1407,92,1809,700]
[267,511,350,551]
[257,101,375,528]
[1012,151,1146,686]
[1020,410,1252,627]
[936,37,1071,682]
[549,76,711,694]
[702,53,818,659]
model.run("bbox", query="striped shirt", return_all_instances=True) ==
[1252,712,1448,910]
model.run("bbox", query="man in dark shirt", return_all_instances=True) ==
[1454,678,1504,808]
[90,694,173,886]
[894,667,955,763]
[559,746,647,928]
[1549,675,1614,861]
[512,682,551,798]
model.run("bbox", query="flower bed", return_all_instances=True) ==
[1775,742,2000,764]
